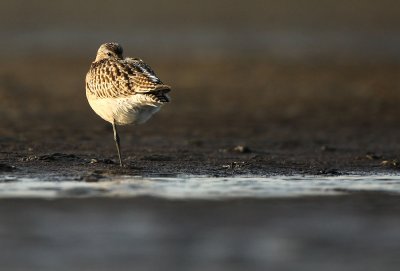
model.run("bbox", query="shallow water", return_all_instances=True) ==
[1,174,400,271]
[1,174,400,199]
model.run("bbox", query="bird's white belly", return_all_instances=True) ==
[87,95,161,125]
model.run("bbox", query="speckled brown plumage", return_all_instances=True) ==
[86,44,171,101]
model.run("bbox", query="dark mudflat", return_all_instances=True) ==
[1,57,400,178]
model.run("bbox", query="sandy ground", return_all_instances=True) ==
[1,56,400,177]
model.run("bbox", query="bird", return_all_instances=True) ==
[85,42,171,167]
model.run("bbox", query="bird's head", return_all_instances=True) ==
[95,42,124,62]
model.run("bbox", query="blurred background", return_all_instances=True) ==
[1,0,400,144]
[1,0,400,59]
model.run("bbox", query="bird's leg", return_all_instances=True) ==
[112,121,123,167]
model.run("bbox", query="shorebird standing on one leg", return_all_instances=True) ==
[85,42,171,166]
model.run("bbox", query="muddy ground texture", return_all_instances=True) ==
[1,56,400,178]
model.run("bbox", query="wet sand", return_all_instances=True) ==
[1,56,400,177]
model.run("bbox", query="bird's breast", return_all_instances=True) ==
[87,94,162,125]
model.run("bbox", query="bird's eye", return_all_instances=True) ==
[107,52,112,56]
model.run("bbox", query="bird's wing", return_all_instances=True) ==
[123,57,171,93]
[86,58,170,99]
